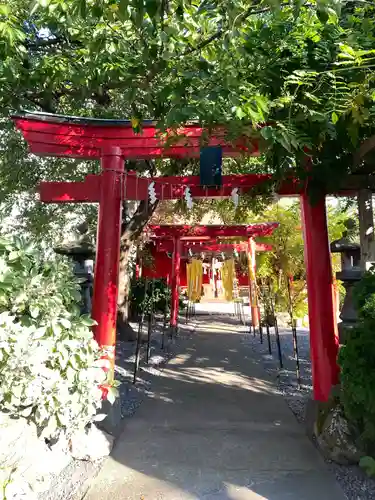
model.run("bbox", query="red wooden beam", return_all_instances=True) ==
[148,223,278,239]
[13,113,259,160]
[38,172,301,203]
[39,174,101,203]
[151,173,300,197]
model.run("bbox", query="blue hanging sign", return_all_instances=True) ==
[200,146,223,187]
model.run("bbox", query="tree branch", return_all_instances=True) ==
[24,37,82,51]
[182,6,276,57]
[121,199,159,244]
[183,0,375,57]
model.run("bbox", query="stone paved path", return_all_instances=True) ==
[85,316,345,500]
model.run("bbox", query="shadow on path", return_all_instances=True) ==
[85,317,345,500]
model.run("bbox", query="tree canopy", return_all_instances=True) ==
[1,0,375,239]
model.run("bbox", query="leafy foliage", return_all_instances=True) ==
[360,456,375,477]
[0,0,375,240]
[352,265,375,320]
[339,267,375,452]
[129,276,186,318]
[0,236,105,440]
[253,201,348,318]
[129,277,171,317]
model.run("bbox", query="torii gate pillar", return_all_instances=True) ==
[301,195,339,401]
[248,238,260,328]
[170,238,182,330]
[91,147,123,378]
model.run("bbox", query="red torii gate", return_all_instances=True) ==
[148,224,278,329]
[153,240,272,293]
[142,240,272,287]
[148,238,273,321]
[12,111,338,402]
[146,234,273,321]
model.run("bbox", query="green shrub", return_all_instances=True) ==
[352,267,375,320]
[129,277,185,318]
[339,321,375,452]
[339,267,375,452]
[0,236,106,440]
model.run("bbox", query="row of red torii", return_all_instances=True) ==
[141,238,273,299]
[14,112,339,402]
[143,224,277,327]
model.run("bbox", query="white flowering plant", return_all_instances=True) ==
[0,236,108,440]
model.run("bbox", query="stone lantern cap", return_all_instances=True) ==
[330,218,360,254]
[330,238,360,253]
[54,221,95,260]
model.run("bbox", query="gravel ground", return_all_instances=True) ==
[241,324,375,500]
[38,459,104,500]
[39,316,196,500]
[115,315,197,418]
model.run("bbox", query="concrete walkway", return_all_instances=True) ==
[85,317,345,500]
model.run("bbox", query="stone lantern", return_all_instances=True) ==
[55,222,95,314]
[330,219,361,344]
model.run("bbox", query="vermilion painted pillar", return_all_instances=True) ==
[301,195,339,401]
[92,147,124,382]
[248,238,260,327]
[170,237,181,329]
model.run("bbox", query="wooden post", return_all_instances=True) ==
[92,147,124,384]
[301,194,339,401]
[358,189,375,271]
[248,238,260,328]
[170,237,181,329]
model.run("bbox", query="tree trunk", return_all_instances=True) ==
[117,199,159,340]
[358,189,375,272]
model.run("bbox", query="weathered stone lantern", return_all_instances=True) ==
[55,222,95,314]
[330,220,361,344]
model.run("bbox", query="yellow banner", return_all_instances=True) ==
[222,259,235,302]
[187,259,203,302]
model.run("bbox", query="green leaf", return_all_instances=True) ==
[8,251,19,262]
[20,406,33,418]
[331,112,338,124]
[317,9,329,24]
[106,386,119,404]
[52,321,62,335]
[145,0,159,19]
[12,385,23,400]
[80,315,97,327]
[360,456,375,477]
[93,413,107,422]
[235,107,246,119]
[117,0,129,19]
[60,317,71,329]
[0,4,10,15]
[42,415,58,439]
[30,306,40,319]
[66,366,77,381]
[79,0,87,18]
[260,126,274,141]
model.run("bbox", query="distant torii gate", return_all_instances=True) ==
[148,224,278,330]
[142,238,273,317]
[13,111,338,402]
